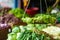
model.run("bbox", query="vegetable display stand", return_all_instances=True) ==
[0,0,60,40]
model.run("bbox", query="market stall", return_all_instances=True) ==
[0,0,60,40]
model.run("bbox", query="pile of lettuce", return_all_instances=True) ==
[9,8,29,19]
[7,24,51,40]
[22,14,56,24]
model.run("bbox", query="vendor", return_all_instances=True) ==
[47,0,60,12]
[27,0,60,13]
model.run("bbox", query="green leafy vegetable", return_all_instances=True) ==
[9,8,29,18]
[7,33,17,40]
[7,24,51,40]
[22,14,56,24]
[12,27,20,33]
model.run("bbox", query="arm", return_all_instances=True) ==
[52,0,59,8]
